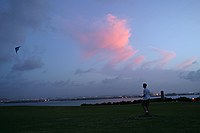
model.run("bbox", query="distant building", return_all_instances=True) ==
[161,90,165,99]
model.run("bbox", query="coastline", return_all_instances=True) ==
[0,94,199,106]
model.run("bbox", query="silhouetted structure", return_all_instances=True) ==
[161,90,165,100]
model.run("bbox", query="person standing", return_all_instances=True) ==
[142,83,151,115]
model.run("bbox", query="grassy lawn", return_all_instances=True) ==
[0,102,200,133]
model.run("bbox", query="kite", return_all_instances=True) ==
[15,46,21,54]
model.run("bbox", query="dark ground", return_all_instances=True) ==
[0,102,200,133]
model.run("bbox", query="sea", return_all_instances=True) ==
[0,95,199,106]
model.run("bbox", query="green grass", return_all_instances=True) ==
[0,102,200,133]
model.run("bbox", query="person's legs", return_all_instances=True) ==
[142,100,148,113]
[144,100,150,114]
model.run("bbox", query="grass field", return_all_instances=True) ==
[0,102,200,133]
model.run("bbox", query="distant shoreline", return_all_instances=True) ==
[0,94,199,106]
[1,93,199,104]
[81,96,200,106]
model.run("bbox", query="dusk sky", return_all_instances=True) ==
[0,0,200,99]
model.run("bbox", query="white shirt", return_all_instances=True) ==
[143,88,150,100]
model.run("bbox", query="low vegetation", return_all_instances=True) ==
[0,102,200,133]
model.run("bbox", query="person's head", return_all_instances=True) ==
[143,83,147,88]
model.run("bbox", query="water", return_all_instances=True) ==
[165,94,199,99]
[0,95,199,106]
[0,97,141,106]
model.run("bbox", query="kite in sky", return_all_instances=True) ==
[15,46,21,54]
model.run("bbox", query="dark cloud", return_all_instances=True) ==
[0,0,50,63]
[12,57,43,71]
[179,69,200,82]
[75,68,96,75]
[0,79,85,99]
[102,76,121,84]
[52,80,83,88]
[1,68,200,99]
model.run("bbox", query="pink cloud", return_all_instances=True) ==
[143,48,176,69]
[177,57,198,70]
[76,14,137,66]
[124,55,145,69]
[153,48,176,68]
[134,56,145,65]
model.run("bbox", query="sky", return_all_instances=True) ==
[0,0,200,99]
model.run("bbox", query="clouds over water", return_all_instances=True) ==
[0,0,200,99]
[179,69,200,82]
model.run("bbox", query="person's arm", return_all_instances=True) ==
[142,89,146,98]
